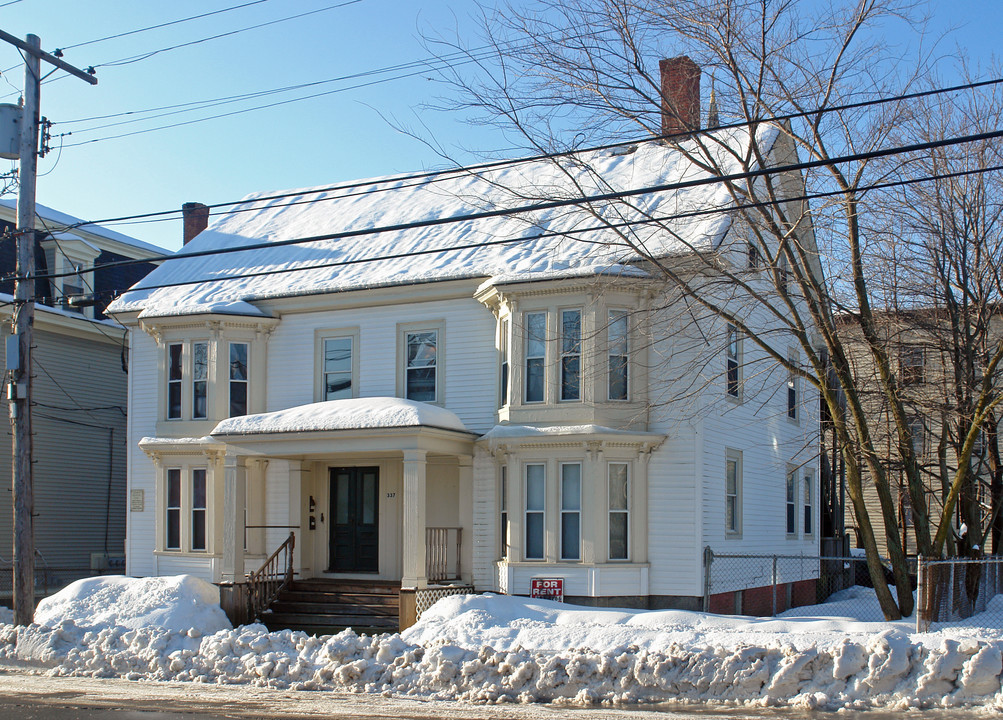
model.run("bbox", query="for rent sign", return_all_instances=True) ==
[530,577,564,602]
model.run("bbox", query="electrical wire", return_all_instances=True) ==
[32,140,1003,298]
[91,0,366,70]
[44,74,1003,233]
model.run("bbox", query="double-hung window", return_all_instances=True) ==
[192,341,209,419]
[229,342,249,417]
[608,310,629,400]
[726,324,740,398]
[560,310,582,401]
[900,346,924,385]
[323,336,353,400]
[787,355,798,420]
[786,469,797,535]
[405,330,437,402]
[167,343,183,419]
[500,466,508,559]
[803,472,813,536]
[525,313,546,403]
[499,319,510,407]
[725,450,741,534]
[525,464,545,560]
[560,463,581,560]
[165,467,208,553]
[608,463,629,559]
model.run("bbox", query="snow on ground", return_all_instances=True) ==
[1,575,1003,711]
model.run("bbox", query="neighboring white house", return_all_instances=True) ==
[109,60,820,624]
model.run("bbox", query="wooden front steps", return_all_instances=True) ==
[260,578,400,635]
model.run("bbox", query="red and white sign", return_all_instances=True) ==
[530,577,564,602]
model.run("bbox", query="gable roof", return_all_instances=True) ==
[109,125,779,319]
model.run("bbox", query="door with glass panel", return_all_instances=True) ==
[329,467,379,572]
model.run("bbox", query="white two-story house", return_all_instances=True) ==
[109,60,820,627]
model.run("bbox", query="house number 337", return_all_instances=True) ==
[386,492,396,498]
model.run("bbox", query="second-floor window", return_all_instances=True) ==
[560,310,581,401]
[525,313,546,403]
[323,336,353,400]
[229,342,249,417]
[192,341,209,419]
[167,343,183,419]
[726,324,741,398]
[405,330,437,401]
[900,346,924,385]
[500,319,509,407]
[787,355,798,420]
[608,310,629,400]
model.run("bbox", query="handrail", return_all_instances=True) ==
[246,531,295,621]
[426,526,462,584]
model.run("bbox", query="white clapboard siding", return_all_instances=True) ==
[127,329,160,577]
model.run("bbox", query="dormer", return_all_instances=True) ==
[41,232,101,318]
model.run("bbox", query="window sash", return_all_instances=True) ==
[323,336,353,400]
[560,310,581,401]
[166,468,181,550]
[192,468,207,551]
[725,457,739,533]
[525,464,545,560]
[609,463,629,560]
[405,330,437,402]
[167,343,183,419]
[525,313,546,403]
[500,466,508,559]
[803,474,812,535]
[787,361,798,419]
[786,471,797,534]
[500,319,509,407]
[229,342,249,417]
[192,341,208,419]
[608,310,629,401]
[726,325,740,397]
[561,463,581,560]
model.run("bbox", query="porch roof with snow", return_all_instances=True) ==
[206,397,477,458]
[108,126,779,319]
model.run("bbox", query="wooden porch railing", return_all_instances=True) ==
[246,532,295,621]
[426,526,462,584]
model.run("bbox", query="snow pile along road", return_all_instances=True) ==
[2,576,1003,710]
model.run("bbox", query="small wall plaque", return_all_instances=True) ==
[130,489,144,512]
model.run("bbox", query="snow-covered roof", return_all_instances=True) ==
[109,126,779,318]
[211,397,470,436]
[0,199,167,255]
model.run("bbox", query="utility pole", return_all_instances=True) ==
[0,30,96,626]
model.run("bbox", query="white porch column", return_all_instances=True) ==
[221,453,247,583]
[402,449,427,590]
[458,455,473,585]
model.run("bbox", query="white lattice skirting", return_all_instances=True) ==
[415,585,475,619]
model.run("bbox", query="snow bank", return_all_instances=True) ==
[3,582,1003,710]
[33,575,231,634]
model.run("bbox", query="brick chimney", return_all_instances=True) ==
[182,202,209,245]
[659,56,701,137]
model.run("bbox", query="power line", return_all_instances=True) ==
[91,0,366,70]
[62,160,1003,304]
[27,127,1003,288]
[46,74,1003,232]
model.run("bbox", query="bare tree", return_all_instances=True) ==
[421,0,1003,619]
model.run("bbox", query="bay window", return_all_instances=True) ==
[192,341,208,419]
[608,310,629,400]
[560,463,581,560]
[608,463,629,559]
[525,464,545,560]
[165,466,208,553]
[167,343,183,419]
[229,342,249,417]
[525,313,546,403]
[560,310,581,401]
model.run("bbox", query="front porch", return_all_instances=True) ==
[207,398,479,628]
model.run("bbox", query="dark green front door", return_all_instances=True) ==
[329,467,379,572]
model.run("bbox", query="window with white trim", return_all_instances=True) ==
[525,313,546,403]
[165,467,208,553]
[560,463,581,560]
[803,471,813,536]
[726,324,741,398]
[405,330,437,402]
[787,354,798,420]
[500,319,510,407]
[786,469,797,535]
[192,341,209,419]
[229,342,249,417]
[323,336,354,400]
[560,310,582,401]
[725,450,742,534]
[525,464,545,560]
[608,310,629,400]
[608,462,629,559]
[167,343,183,419]
[499,466,508,559]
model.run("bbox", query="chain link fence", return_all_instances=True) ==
[917,556,1003,631]
[704,549,916,622]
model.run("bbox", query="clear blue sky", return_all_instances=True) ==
[0,0,997,251]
